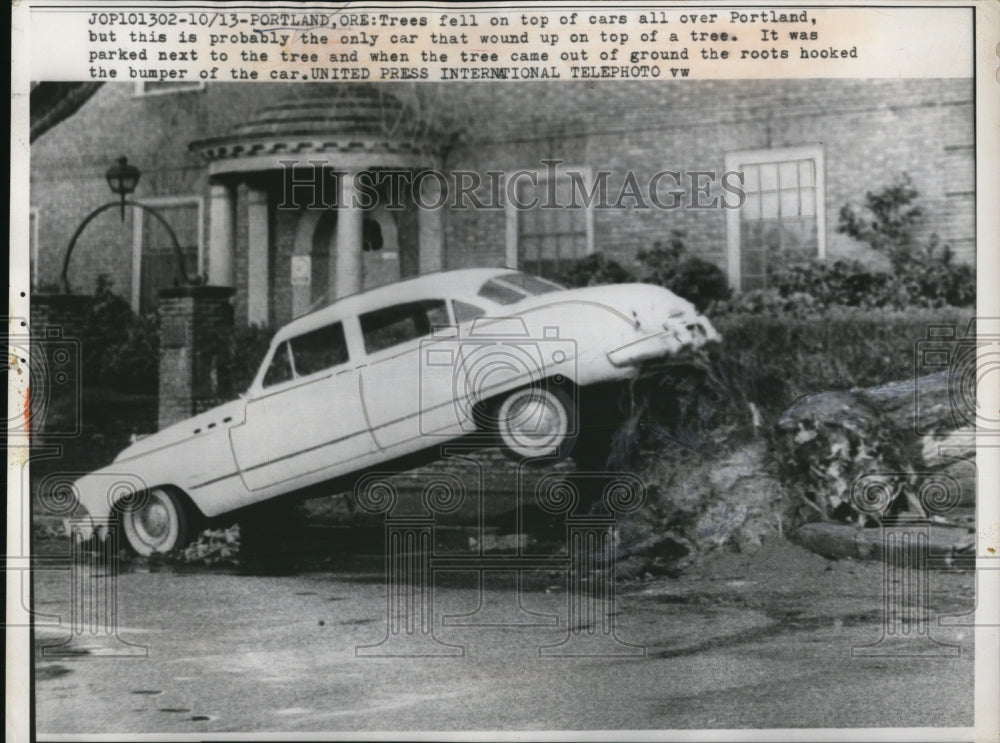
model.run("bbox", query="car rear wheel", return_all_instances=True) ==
[121,487,190,555]
[495,385,577,461]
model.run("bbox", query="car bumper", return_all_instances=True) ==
[606,316,719,367]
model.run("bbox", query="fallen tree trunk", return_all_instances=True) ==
[773,371,975,525]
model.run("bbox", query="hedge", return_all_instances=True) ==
[710,306,972,418]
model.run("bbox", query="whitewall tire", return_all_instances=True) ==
[495,386,577,461]
[121,487,189,555]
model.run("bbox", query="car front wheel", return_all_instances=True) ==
[120,487,190,555]
[495,385,577,461]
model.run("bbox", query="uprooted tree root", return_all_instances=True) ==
[593,360,794,573]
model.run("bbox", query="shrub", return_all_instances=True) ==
[218,323,275,397]
[668,256,733,310]
[97,312,160,395]
[79,275,160,394]
[553,232,731,310]
[634,230,687,286]
[835,173,973,308]
[554,252,636,288]
[635,231,731,310]
[838,172,924,273]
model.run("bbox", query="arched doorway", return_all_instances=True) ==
[290,203,403,317]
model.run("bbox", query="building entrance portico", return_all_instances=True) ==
[191,86,442,326]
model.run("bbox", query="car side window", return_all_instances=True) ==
[289,322,349,376]
[263,342,293,387]
[453,300,486,323]
[360,299,449,354]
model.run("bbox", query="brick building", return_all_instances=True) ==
[30,78,975,328]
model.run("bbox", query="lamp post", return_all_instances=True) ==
[105,156,140,222]
[60,156,201,294]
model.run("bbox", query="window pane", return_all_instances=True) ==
[780,189,800,217]
[263,343,293,387]
[517,173,588,279]
[290,323,348,376]
[759,163,778,191]
[736,154,822,289]
[360,299,448,354]
[759,222,782,250]
[778,161,799,189]
[798,159,815,186]
[761,192,780,219]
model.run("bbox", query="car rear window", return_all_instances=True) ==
[478,280,526,305]
[478,273,564,305]
[360,299,449,354]
[497,272,564,295]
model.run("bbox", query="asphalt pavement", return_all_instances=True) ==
[31,532,974,733]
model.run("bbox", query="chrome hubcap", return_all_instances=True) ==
[139,502,170,539]
[500,390,568,456]
[123,489,179,554]
[508,396,560,441]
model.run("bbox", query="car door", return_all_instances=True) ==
[229,320,376,491]
[358,298,460,452]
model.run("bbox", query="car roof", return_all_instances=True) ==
[272,267,513,342]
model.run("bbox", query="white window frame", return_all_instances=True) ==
[29,206,40,290]
[724,145,826,291]
[504,165,595,270]
[131,195,205,312]
[133,80,206,97]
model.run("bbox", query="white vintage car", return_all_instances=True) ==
[71,268,719,554]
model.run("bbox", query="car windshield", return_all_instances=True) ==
[477,272,565,305]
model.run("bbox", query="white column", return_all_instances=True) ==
[246,184,270,325]
[417,177,443,274]
[333,171,363,299]
[207,181,236,287]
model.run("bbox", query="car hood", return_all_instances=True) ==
[113,397,246,463]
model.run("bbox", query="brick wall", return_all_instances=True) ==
[442,78,976,273]
[31,78,975,319]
